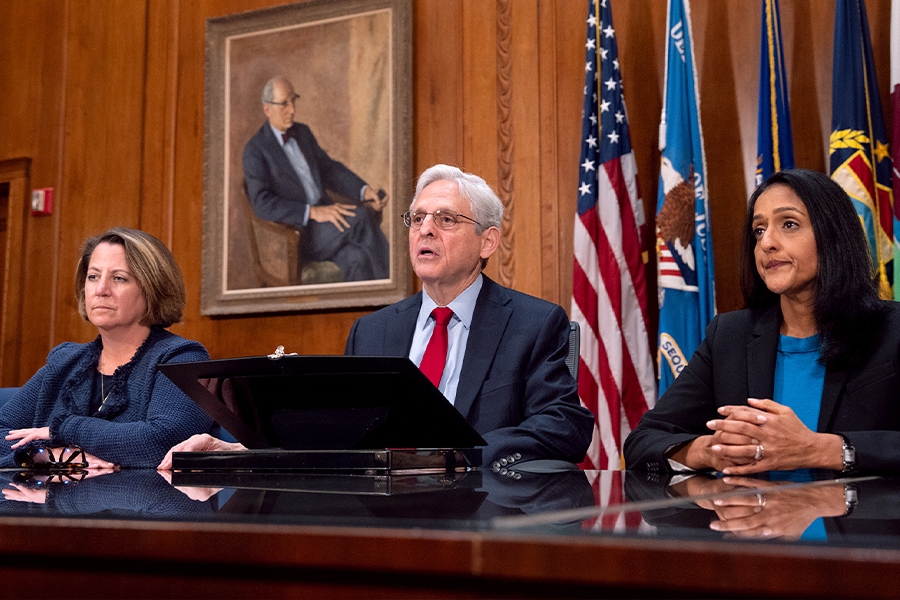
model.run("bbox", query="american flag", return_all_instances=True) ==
[571,0,656,471]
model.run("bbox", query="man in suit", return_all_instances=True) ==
[345,164,594,466]
[242,76,389,282]
[159,165,593,469]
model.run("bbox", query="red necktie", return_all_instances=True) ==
[419,307,454,387]
[281,132,291,144]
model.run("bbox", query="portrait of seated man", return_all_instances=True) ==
[242,76,390,283]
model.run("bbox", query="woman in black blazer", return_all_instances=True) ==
[625,169,900,475]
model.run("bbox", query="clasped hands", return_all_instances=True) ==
[309,187,388,232]
[676,398,843,474]
[673,475,847,540]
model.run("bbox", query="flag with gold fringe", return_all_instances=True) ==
[655,0,715,398]
[755,0,794,186]
[830,0,894,299]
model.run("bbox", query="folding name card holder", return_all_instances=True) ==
[159,354,485,474]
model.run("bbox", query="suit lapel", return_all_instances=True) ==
[746,305,780,401]
[746,304,845,431]
[454,277,513,419]
[261,124,307,196]
[385,294,421,356]
[819,363,849,431]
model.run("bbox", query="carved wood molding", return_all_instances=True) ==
[496,0,514,287]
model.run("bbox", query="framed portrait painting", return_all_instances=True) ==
[202,0,412,315]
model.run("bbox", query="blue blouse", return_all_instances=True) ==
[773,334,824,430]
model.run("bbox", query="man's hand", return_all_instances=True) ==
[157,470,223,502]
[362,187,388,212]
[157,433,246,470]
[309,203,357,232]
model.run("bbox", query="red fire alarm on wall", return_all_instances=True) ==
[31,188,53,216]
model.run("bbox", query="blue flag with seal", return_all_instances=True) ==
[655,0,715,397]
[830,0,894,299]
[755,0,794,186]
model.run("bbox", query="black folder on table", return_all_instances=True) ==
[159,355,485,473]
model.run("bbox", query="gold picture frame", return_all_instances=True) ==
[202,0,412,315]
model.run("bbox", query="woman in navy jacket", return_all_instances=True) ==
[0,228,213,468]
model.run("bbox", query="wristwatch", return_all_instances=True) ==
[844,483,858,516]
[840,435,857,473]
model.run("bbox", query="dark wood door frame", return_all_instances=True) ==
[0,158,30,386]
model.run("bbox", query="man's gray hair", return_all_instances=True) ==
[261,77,285,104]
[411,164,503,234]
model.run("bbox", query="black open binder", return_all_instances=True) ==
[159,355,485,472]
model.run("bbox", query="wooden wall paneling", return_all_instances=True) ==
[169,0,214,353]
[144,0,201,346]
[141,0,182,248]
[784,0,830,173]
[460,0,500,283]
[506,0,543,298]
[491,0,514,289]
[413,0,465,175]
[52,0,150,348]
[537,0,562,308]
[0,0,69,384]
[0,160,31,386]
[692,0,750,314]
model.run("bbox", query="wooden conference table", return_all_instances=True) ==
[0,466,896,598]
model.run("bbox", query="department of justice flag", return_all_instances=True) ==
[830,0,894,299]
[655,0,715,397]
[571,0,656,470]
[755,0,794,186]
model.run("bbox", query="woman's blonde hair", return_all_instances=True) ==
[75,227,186,328]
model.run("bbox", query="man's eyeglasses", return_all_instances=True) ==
[266,94,300,107]
[402,210,482,230]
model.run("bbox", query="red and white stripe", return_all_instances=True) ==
[572,152,656,470]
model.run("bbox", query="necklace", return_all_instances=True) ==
[99,373,111,411]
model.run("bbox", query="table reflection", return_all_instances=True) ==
[0,466,597,530]
[0,469,216,519]
[623,470,900,544]
[172,466,597,529]
[5,465,900,550]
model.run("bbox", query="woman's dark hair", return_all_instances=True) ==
[739,168,886,367]
[75,227,186,328]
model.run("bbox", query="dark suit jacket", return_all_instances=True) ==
[242,122,366,230]
[624,302,900,473]
[344,276,594,465]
